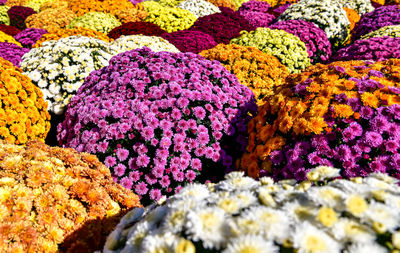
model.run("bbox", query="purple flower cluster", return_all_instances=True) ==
[237,10,276,28]
[352,5,400,40]
[7,6,36,30]
[269,20,332,63]
[14,28,47,48]
[267,70,400,181]
[57,47,256,204]
[161,30,217,54]
[0,42,29,67]
[332,36,400,62]
[238,0,270,13]
[189,7,255,44]
[270,2,292,16]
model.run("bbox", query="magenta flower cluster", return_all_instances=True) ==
[266,68,400,181]
[161,30,217,54]
[269,20,332,63]
[332,36,400,62]
[352,5,400,40]
[0,42,29,67]
[57,47,256,204]
[14,28,47,48]
[237,9,276,28]
[189,7,255,44]
[7,6,36,30]
[238,0,270,13]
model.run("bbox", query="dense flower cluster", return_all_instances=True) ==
[238,0,270,12]
[107,22,166,39]
[190,7,255,44]
[161,30,217,53]
[109,35,179,54]
[0,58,50,144]
[205,0,236,10]
[0,140,141,252]
[231,28,310,74]
[33,27,111,48]
[176,0,220,18]
[200,44,289,104]
[23,0,54,12]
[67,0,138,16]
[0,5,10,25]
[240,59,400,181]
[361,25,400,40]
[20,36,114,115]
[25,7,76,32]
[337,0,374,15]
[332,36,400,62]
[58,47,257,204]
[352,5,400,40]
[269,20,332,63]
[105,169,400,253]
[142,1,197,33]
[14,28,47,48]
[67,12,121,34]
[39,0,68,11]
[7,6,36,30]
[113,8,147,24]
[4,0,26,7]
[278,0,350,48]
[0,24,20,36]
[0,31,21,46]
[237,9,275,28]
[0,42,29,67]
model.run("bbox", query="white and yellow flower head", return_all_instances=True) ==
[109,35,179,55]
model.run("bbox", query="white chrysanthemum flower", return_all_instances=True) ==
[365,202,399,232]
[259,176,274,185]
[369,173,399,186]
[176,0,220,18]
[28,70,41,82]
[331,218,375,243]
[223,235,278,253]
[329,180,370,196]
[163,207,188,233]
[307,186,346,208]
[307,166,340,181]
[234,191,257,208]
[217,175,259,192]
[141,233,177,253]
[293,222,341,253]
[345,194,368,217]
[110,35,179,55]
[336,0,374,15]
[344,243,387,253]
[283,201,318,223]
[185,207,228,249]
[216,195,242,214]
[385,194,400,209]
[174,183,210,201]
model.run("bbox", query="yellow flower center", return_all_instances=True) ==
[305,235,327,252]
[317,207,338,227]
[347,195,368,216]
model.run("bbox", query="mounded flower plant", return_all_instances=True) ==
[161,30,217,54]
[57,47,257,204]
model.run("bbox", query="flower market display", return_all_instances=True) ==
[332,36,400,62]
[7,6,36,30]
[161,30,217,53]
[240,59,400,180]
[58,47,257,204]
[142,1,197,33]
[200,44,289,103]
[109,35,179,55]
[269,20,332,63]
[0,57,50,144]
[352,5,400,40]
[231,28,311,74]
[25,6,76,32]
[0,24,21,36]
[360,24,400,39]
[104,168,400,253]
[278,0,351,48]
[14,27,47,48]
[32,27,111,48]
[20,36,114,115]
[0,42,29,67]
[189,7,255,44]
[337,0,375,15]
[0,140,141,252]
[176,0,221,18]
[107,22,166,41]
[67,11,121,34]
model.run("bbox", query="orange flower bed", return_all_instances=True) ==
[239,59,400,179]
[33,27,112,48]
[68,0,139,16]
[0,140,141,252]
[39,0,68,11]
[0,58,50,144]
[5,0,26,7]
[25,7,77,32]
[114,8,147,24]
[205,0,236,10]
[200,44,289,104]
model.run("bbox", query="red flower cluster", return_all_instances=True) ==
[0,24,20,36]
[107,21,166,39]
